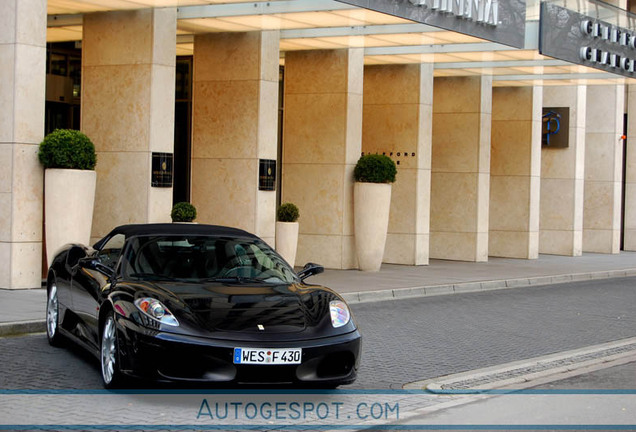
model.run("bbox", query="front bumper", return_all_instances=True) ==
[116,318,361,386]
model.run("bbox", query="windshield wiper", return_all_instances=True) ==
[204,276,267,284]
[128,273,179,282]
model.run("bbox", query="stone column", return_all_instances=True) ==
[0,0,46,289]
[625,86,636,251]
[191,32,279,246]
[430,76,492,262]
[82,8,177,242]
[489,86,542,259]
[583,85,624,254]
[282,49,363,269]
[362,64,433,265]
[540,86,586,256]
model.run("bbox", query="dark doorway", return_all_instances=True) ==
[277,65,285,208]
[622,113,628,251]
[45,42,82,134]
[173,56,193,205]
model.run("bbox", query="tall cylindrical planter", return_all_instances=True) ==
[275,221,299,267]
[45,169,97,266]
[354,182,392,272]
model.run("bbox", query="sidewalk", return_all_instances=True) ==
[1,251,635,336]
[315,251,636,302]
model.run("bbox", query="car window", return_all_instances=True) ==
[122,235,298,283]
[97,233,126,270]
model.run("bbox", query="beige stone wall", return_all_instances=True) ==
[282,49,363,269]
[0,0,46,288]
[540,86,586,256]
[82,8,177,243]
[191,32,279,246]
[430,76,492,262]
[490,86,542,259]
[362,64,433,265]
[625,86,636,251]
[583,85,624,254]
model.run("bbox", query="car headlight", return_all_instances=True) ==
[134,297,179,327]
[329,300,350,328]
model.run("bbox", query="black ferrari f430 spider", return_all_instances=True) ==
[45,223,361,388]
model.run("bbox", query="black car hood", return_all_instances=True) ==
[127,280,342,341]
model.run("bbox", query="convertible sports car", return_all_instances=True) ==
[45,223,361,388]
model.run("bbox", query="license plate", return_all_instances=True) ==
[233,348,302,365]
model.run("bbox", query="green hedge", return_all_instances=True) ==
[277,203,299,223]
[353,154,397,183]
[171,202,197,222]
[38,129,97,170]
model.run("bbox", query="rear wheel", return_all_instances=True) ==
[46,282,63,346]
[100,313,125,389]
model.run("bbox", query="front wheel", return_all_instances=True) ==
[100,313,125,389]
[46,282,63,347]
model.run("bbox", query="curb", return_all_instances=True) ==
[0,320,46,337]
[340,268,636,304]
[404,336,636,392]
[395,338,636,422]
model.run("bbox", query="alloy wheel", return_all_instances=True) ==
[46,284,58,338]
[46,282,63,346]
[101,315,117,386]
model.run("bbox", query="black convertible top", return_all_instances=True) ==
[93,223,258,250]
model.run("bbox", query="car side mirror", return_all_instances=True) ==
[66,245,88,273]
[297,262,324,281]
[78,257,115,279]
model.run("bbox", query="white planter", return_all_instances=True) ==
[45,169,97,266]
[275,221,299,267]
[354,182,392,272]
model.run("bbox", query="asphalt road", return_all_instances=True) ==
[351,275,636,388]
[0,278,636,389]
[1,277,636,390]
[1,277,636,432]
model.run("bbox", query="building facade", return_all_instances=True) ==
[2,0,636,289]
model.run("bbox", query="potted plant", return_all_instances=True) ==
[39,129,97,266]
[353,154,397,271]
[171,202,197,223]
[275,202,300,267]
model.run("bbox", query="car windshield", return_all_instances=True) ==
[121,235,299,284]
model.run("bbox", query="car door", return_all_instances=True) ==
[71,233,125,350]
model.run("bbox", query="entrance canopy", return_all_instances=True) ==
[47,0,636,86]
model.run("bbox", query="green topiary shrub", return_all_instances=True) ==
[38,129,97,170]
[171,202,197,222]
[353,154,397,183]
[277,203,299,223]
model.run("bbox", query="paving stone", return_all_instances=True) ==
[1,277,636,395]
[349,276,636,389]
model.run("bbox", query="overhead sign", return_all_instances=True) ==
[540,2,636,78]
[335,0,526,48]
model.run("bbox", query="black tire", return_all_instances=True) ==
[46,281,64,347]
[100,312,125,389]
